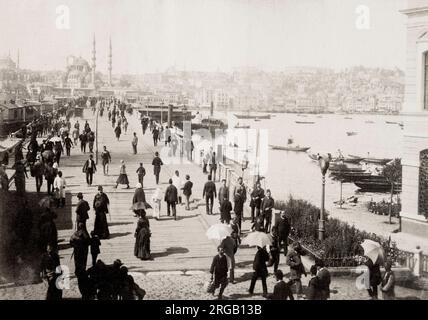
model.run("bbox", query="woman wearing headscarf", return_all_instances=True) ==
[134,218,151,260]
[115,160,130,189]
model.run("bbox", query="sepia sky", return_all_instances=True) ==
[0,0,407,74]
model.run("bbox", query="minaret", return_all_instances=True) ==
[91,34,96,88]
[108,36,112,87]
[16,49,20,70]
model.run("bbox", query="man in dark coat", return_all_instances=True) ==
[32,156,45,193]
[248,246,270,296]
[306,265,322,300]
[275,211,291,257]
[164,178,178,220]
[261,189,274,233]
[365,257,382,300]
[136,162,146,186]
[210,246,228,300]
[64,134,73,156]
[220,236,237,284]
[267,270,294,300]
[232,177,246,232]
[203,175,217,215]
[93,186,110,239]
[83,154,97,186]
[76,192,90,229]
[40,244,62,300]
[250,182,264,223]
[182,175,193,211]
[79,132,87,153]
[70,223,91,275]
[152,152,163,185]
[38,208,58,251]
[316,260,331,300]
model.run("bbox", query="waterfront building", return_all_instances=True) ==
[400,0,428,238]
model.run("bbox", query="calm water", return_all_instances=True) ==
[197,112,405,209]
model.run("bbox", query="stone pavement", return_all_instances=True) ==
[1,270,427,300]
[2,107,427,300]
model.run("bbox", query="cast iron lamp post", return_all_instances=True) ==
[318,154,331,241]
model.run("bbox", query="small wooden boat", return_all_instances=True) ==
[363,157,392,165]
[365,120,375,124]
[235,114,271,120]
[270,145,310,152]
[344,117,353,120]
[308,153,319,161]
[346,132,358,136]
[295,121,315,124]
[386,121,398,125]
[234,124,250,129]
[254,119,261,122]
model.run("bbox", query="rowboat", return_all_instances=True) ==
[235,114,271,120]
[344,117,353,120]
[295,121,315,124]
[365,120,375,124]
[346,132,358,136]
[363,157,392,165]
[386,121,398,125]
[270,145,310,152]
[234,125,250,129]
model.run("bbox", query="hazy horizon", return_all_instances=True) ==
[0,0,407,74]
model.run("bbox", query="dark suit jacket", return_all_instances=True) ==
[275,217,290,238]
[182,181,193,196]
[268,280,294,300]
[164,184,178,203]
[306,276,322,300]
[83,159,96,173]
[203,181,217,198]
[253,248,269,275]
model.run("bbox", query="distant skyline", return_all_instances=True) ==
[0,0,407,75]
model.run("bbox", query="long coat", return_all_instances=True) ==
[70,229,91,273]
[93,193,110,239]
[152,157,163,175]
[134,219,151,260]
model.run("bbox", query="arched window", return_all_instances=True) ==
[419,149,428,218]
[424,52,428,110]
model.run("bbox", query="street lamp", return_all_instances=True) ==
[95,101,99,165]
[318,154,330,241]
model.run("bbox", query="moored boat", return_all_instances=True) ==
[346,132,358,136]
[354,180,402,193]
[234,114,271,120]
[295,121,315,124]
[270,145,310,152]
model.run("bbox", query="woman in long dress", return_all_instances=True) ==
[115,160,130,189]
[134,218,151,260]
[131,183,149,219]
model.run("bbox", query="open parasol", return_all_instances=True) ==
[206,223,233,241]
[360,239,385,266]
[242,231,273,248]
[49,137,62,143]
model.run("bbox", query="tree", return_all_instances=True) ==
[382,159,402,224]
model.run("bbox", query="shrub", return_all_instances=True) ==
[275,196,401,267]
